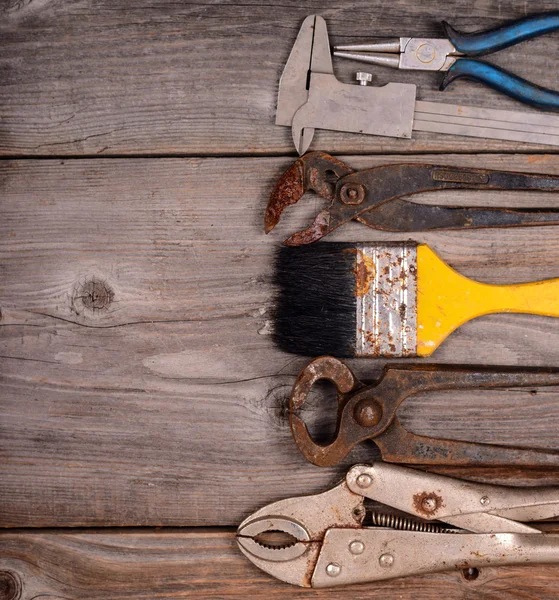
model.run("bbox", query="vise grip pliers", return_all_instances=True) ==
[288,356,559,468]
[334,12,559,111]
[265,152,559,245]
[237,462,559,588]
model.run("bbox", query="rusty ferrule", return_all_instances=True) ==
[355,243,418,357]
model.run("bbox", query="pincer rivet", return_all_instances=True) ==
[356,473,373,488]
[349,540,365,555]
[379,553,394,568]
[480,496,490,506]
[326,563,342,577]
[354,398,383,427]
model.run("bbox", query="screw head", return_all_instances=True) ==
[379,553,394,568]
[349,540,365,555]
[356,473,372,488]
[356,71,373,86]
[326,563,342,577]
[480,496,490,506]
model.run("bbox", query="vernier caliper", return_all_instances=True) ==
[278,16,559,154]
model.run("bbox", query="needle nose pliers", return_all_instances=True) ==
[334,12,559,111]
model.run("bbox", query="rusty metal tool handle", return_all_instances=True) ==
[357,197,559,232]
[321,164,559,240]
[375,422,559,468]
[377,364,559,396]
[351,365,559,468]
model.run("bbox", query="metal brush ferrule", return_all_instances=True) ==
[355,243,417,357]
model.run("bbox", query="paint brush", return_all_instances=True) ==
[273,242,559,358]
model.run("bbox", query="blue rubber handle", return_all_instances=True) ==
[442,59,559,111]
[443,12,559,56]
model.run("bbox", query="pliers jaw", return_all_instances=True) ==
[236,480,365,587]
[265,152,353,244]
[334,37,460,72]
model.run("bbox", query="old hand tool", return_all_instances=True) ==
[334,12,559,111]
[266,152,559,244]
[237,463,559,587]
[274,243,559,357]
[288,356,559,466]
[279,16,559,153]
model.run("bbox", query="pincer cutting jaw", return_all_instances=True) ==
[236,480,365,587]
[264,152,354,242]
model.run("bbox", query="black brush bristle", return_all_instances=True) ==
[273,243,357,357]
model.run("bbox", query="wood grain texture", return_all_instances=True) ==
[3,155,559,527]
[1,529,559,599]
[4,1,559,596]
[2,0,559,156]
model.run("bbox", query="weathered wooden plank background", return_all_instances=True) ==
[2,529,559,599]
[1,0,559,156]
[3,0,559,598]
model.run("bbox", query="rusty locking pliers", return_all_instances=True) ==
[265,152,559,245]
[237,463,559,588]
[289,356,559,467]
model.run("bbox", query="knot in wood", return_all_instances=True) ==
[77,279,114,311]
[0,571,21,600]
[264,383,293,425]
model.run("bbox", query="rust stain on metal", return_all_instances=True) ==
[352,249,376,297]
[290,356,354,413]
[412,491,445,516]
[399,303,407,321]
[265,152,354,240]
[284,211,331,246]
[265,160,305,233]
[340,183,365,205]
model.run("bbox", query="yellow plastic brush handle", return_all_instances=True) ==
[416,244,559,357]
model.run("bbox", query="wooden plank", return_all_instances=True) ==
[2,0,559,156]
[3,154,559,330]
[3,155,559,527]
[1,529,559,599]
